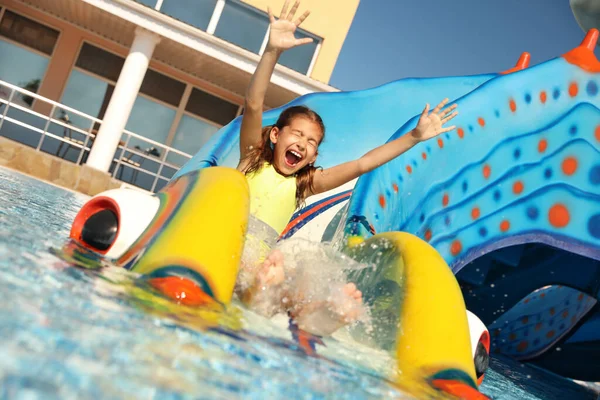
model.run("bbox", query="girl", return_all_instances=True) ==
[237,0,458,334]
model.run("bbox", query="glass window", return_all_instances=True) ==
[125,95,176,148]
[134,0,157,8]
[278,33,318,74]
[160,0,218,31]
[0,39,49,104]
[140,69,185,107]
[75,43,185,107]
[214,1,269,53]
[75,43,124,82]
[171,114,219,154]
[185,88,238,125]
[59,69,112,129]
[0,11,59,56]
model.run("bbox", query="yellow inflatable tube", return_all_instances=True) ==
[346,232,478,394]
[117,167,249,306]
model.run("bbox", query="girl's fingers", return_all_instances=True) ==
[294,10,311,26]
[432,98,449,115]
[420,103,430,120]
[440,103,457,116]
[287,0,300,20]
[267,6,275,23]
[441,110,458,124]
[294,37,313,46]
[280,0,291,19]
[441,125,457,133]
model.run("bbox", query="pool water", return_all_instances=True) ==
[0,166,598,400]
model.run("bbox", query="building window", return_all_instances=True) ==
[0,10,59,56]
[76,43,124,82]
[185,87,239,125]
[63,42,238,160]
[0,40,49,101]
[277,31,318,75]
[0,11,60,149]
[214,1,269,54]
[149,0,320,75]
[126,95,176,148]
[140,69,186,107]
[160,0,219,32]
[74,43,185,109]
[59,69,112,130]
[169,114,219,164]
[0,11,58,105]
[167,86,238,166]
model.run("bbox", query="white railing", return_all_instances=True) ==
[0,79,193,192]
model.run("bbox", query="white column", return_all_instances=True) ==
[86,27,161,172]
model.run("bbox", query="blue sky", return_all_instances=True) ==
[330,0,595,91]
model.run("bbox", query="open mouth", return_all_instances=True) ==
[284,150,303,167]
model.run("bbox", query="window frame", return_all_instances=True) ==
[0,8,63,108]
[154,0,322,76]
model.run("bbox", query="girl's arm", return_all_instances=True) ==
[310,99,458,195]
[238,1,312,164]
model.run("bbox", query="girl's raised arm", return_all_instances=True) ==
[310,99,458,195]
[239,1,313,165]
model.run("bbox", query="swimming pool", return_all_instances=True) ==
[0,166,597,399]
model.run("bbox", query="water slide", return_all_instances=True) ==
[66,27,600,397]
[173,28,600,380]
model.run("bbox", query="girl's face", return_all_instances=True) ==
[270,116,323,176]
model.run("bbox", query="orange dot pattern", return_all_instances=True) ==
[411,85,590,262]
[512,181,524,195]
[442,193,449,207]
[483,165,491,179]
[568,82,578,97]
[549,204,570,228]
[450,240,462,256]
[561,157,578,175]
[425,229,432,242]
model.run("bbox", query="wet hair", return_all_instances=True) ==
[243,105,325,208]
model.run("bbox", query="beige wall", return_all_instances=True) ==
[242,0,360,84]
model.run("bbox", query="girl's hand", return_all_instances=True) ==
[266,0,313,53]
[411,99,458,142]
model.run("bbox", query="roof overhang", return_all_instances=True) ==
[16,0,339,107]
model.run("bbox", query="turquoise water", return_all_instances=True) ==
[0,166,598,399]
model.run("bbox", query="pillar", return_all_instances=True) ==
[86,27,161,172]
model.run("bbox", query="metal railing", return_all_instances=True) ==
[0,79,193,192]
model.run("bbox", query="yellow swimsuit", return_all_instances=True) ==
[245,163,297,235]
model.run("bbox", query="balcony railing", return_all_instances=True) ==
[0,79,192,193]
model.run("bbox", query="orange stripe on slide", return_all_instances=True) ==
[148,276,214,306]
[431,379,489,399]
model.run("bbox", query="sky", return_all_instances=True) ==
[329,0,596,91]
